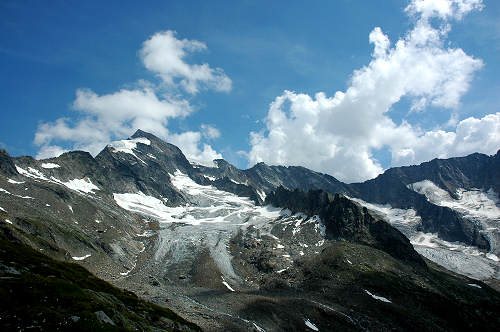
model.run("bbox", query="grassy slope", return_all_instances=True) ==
[0,224,201,332]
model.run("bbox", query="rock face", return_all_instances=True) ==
[347,153,500,249]
[0,149,18,176]
[266,187,426,268]
[1,129,499,331]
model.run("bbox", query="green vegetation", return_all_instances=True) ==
[0,225,201,332]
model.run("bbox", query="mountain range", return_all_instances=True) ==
[1,129,499,331]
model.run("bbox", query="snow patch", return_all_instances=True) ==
[41,163,60,169]
[108,137,150,163]
[0,187,34,199]
[364,290,391,303]
[95,219,101,224]
[68,205,73,213]
[468,283,482,288]
[252,322,266,332]
[486,253,499,262]
[0,206,5,212]
[16,165,99,194]
[222,277,235,292]
[119,262,136,276]
[304,319,319,331]
[51,177,99,194]
[4,219,13,224]
[72,254,91,261]
[7,178,25,184]
[349,197,421,225]
[15,166,49,181]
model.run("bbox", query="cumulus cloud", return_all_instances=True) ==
[201,124,221,140]
[248,0,494,183]
[405,0,484,20]
[35,31,228,165]
[392,112,500,166]
[169,131,222,166]
[140,30,232,94]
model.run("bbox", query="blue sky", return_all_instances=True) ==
[1,0,499,182]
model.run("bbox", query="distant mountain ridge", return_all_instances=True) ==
[1,129,499,331]
[1,130,499,252]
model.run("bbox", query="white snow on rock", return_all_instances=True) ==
[16,165,99,194]
[468,283,482,288]
[114,170,300,288]
[72,254,91,261]
[0,206,5,212]
[16,166,49,181]
[408,180,500,221]
[0,187,34,199]
[41,163,60,169]
[68,205,73,213]
[252,322,266,332]
[486,253,499,262]
[364,290,391,303]
[119,262,136,277]
[51,177,99,194]
[349,197,421,225]
[222,277,235,292]
[349,196,500,281]
[7,178,25,184]
[203,175,216,181]
[108,137,150,163]
[4,219,13,224]
[304,318,319,331]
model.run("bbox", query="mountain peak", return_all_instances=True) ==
[131,129,160,141]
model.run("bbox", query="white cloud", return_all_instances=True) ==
[34,87,191,156]
[140,30,232,94]
[201,124,221,140]
[248,0,492,183]
[405,0,484,20]
[392,112,500,166]
[34,32,227,166]
[168,131,222,166]
[36,145,68,159]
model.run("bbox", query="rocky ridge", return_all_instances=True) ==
[0,130,499,331]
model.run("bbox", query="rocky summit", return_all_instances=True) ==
[0,130,499,331]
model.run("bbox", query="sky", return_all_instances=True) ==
[1,0,499,183]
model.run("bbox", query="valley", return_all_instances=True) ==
[1,130,499,331]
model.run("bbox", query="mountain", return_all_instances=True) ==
[0,130,499,331]
[0,225,201,331]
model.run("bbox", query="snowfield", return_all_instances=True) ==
[108,137,151,164]
[351,195,500,281]
[114,170,299,285]
[408,180,500,221]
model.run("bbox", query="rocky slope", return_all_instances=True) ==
[0,223,200,331]
[0,130,499,331]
